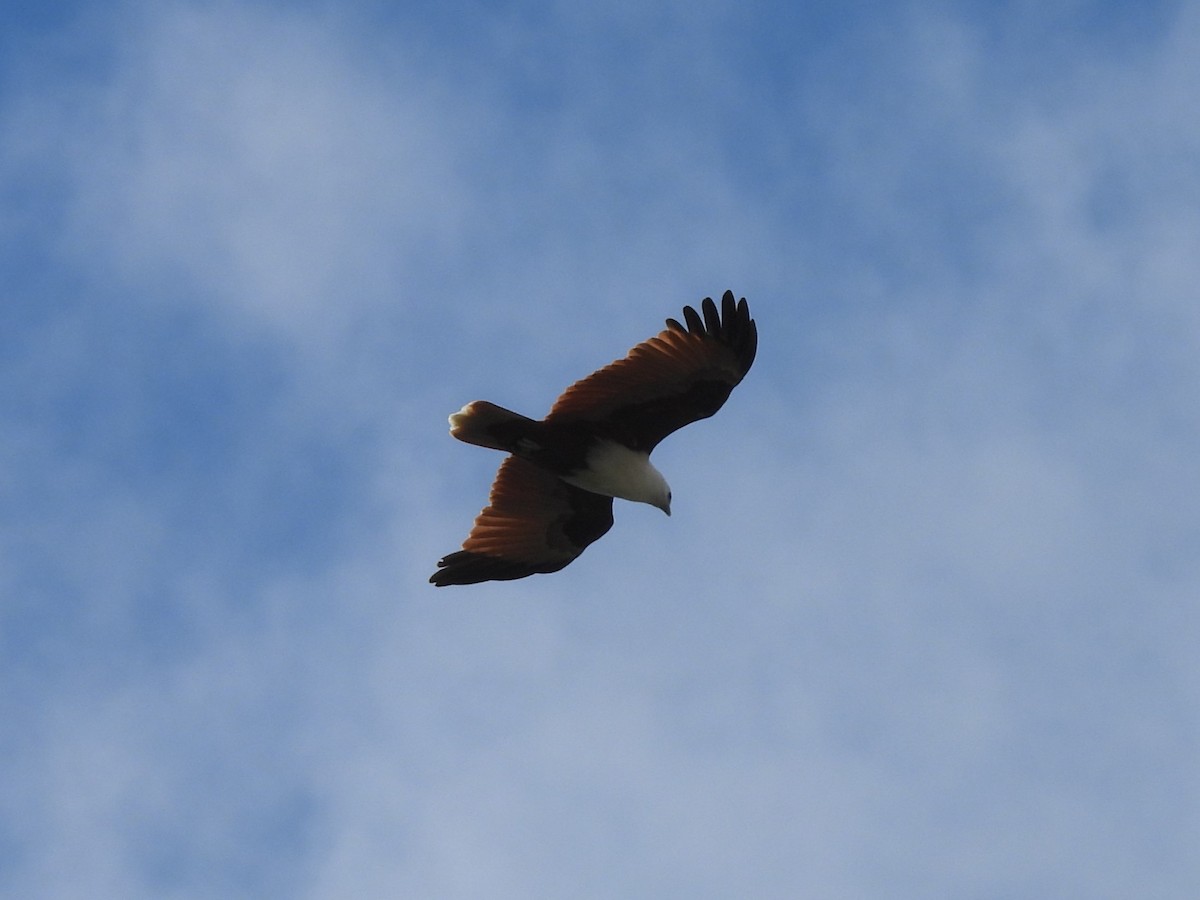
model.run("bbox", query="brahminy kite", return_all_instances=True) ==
[430,290,757,586]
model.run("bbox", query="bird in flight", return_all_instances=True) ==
[430,290,757,586]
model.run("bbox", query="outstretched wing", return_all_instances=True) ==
[430,456,614,586]
[545,291,757,451]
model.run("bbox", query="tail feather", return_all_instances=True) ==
[448,401,533,452]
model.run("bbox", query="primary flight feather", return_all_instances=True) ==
[430,290,757,586]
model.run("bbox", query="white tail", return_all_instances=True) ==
[448,401,531,451]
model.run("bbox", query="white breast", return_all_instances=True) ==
[560,441,671,511]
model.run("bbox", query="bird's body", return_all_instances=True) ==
[447,402,671,511]
[430,290,757,586]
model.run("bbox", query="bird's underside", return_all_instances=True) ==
[430,290,757,586]
[430,456,614,586]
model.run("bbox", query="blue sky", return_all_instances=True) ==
[3,0,1198,896]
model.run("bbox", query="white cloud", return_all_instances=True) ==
[2,1,1199,897]
[6,2,473,352]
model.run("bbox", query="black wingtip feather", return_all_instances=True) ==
[701,296,722,335]
[692,290,757,376]
[721,291,738,330]
[668,292,758,376]
[430,550,571,586]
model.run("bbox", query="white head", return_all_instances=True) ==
[562,442,672,515]
[610,456,671,515]
[638,464,672,516]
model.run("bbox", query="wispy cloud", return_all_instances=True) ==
[2,1,1198,897]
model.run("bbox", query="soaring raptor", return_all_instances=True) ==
[431,290,757,586]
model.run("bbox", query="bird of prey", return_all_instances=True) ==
[430,290,757,586]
